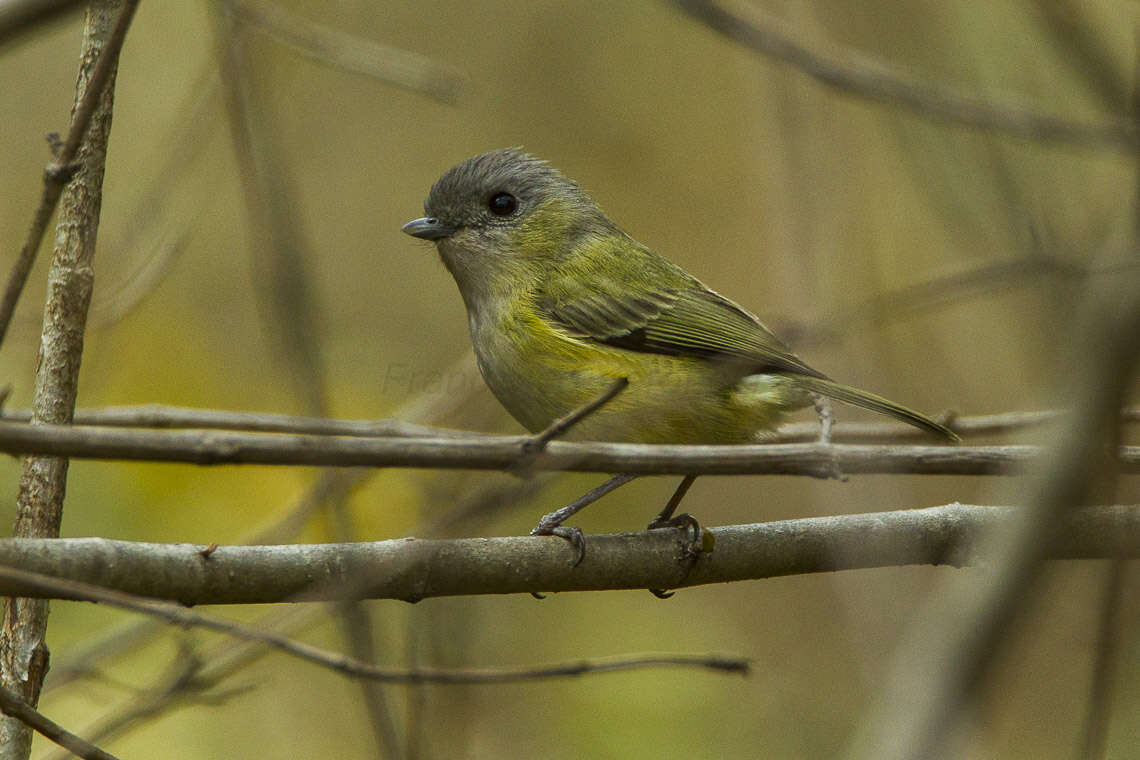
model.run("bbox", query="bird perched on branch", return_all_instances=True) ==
[404,148,957,563]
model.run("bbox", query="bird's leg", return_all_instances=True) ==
[647,474,704,599]
[647,474,704,551]
[647,474,698,529]
[531,473,638,565]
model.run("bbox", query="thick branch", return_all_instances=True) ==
[0,505,1134,604]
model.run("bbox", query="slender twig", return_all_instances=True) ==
[777,408,1140,442]
[522,377,629,452]
[42,637,254,760]
[232,0,464,103]
[2,405,1135,444]
[0,565,749,683]
[0,404,479,438]
[0,505,1136,604]
[41,355,482,704]
[670,0,1137,150]
[779,253,1094,349]
[0,686,118,760]
[0,421,1136,475]
[41,468,363,695]
[0,0,140,348]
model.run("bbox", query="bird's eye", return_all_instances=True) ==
[487,192,518,217]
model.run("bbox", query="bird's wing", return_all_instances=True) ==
[538,273,826,379]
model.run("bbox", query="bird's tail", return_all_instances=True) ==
[794,376,959,442]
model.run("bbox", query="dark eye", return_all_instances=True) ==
[488,191,518,216]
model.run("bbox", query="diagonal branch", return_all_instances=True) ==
[232,0,465,103]
[0,686,118,760]
[671,0,1137,150]
[0,0,140,349]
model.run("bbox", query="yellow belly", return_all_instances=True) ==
[470,306,811,444]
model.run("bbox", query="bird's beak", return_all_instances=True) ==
[402,217,456,241]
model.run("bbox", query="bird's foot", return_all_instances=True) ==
[646,512,713,598]
[530,518,587,567]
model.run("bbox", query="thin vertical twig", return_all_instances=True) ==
[0,2,131,757]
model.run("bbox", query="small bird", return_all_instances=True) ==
[404,148,956,557]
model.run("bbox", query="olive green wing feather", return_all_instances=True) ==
[537,264,825,378]
[535,252,957,441]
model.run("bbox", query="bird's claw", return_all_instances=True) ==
[531,522,587,566]
[646,512,713,598]
[647,512,707,559]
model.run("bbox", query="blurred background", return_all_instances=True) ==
[1,0,1139,757]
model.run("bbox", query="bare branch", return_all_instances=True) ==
[2,3,134,756]
[0,404,483,438]
[0,566,749,683]
[776,407,1140,443]
[1,403,1136,444]
[0,686,118,760]
[523,377,629,452]
[670,0,1137,151]
[0,505,1135,604]
[0,420,1136,475]
[232,0,465,104]
[47,610,312,755]
[0,0,139,348]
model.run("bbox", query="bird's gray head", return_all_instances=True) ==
[402,149,615,297]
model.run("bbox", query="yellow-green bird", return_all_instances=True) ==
[403,148,956,555]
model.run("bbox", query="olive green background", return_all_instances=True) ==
[1,1,1138,757]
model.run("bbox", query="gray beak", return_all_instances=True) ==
[402,217,457,241]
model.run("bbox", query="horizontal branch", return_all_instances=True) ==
[777,407,1140,442]
[0,567,747,685]
[0,405,473,438]
[1,420,1138,475]
[4,405,1136,442]
[0,505,1136,604]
